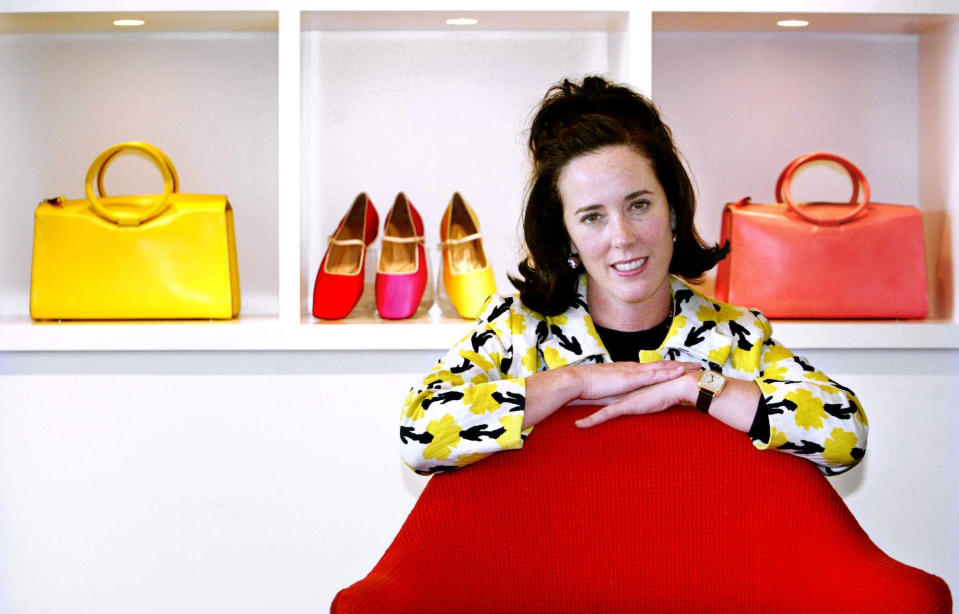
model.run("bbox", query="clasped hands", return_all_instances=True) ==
[523,360,697,429]
[569,360,701,427]
[523,360,759,434]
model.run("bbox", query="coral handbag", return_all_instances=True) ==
[714,152,927,319]
[30,141,240,320]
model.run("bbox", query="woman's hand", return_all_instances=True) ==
[523,361,697,429]
[573,361,700,400]
[574,368,699,428]
[575,369,762,434]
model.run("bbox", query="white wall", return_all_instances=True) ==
[0,348,956,613]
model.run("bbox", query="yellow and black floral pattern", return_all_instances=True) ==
[401,276,868,476]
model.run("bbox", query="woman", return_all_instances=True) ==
[400,76,867,476]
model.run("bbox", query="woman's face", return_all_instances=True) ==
[558,144,674,329]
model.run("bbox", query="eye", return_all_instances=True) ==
[628,199,651,212]
[580,212,602,224]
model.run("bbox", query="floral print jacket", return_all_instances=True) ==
[400,276,868,476]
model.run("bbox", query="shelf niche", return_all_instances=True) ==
[1,8,956,352]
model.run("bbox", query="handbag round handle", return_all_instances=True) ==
[94,143,179,198]
[84,142,179,226]
[775,152,871,226]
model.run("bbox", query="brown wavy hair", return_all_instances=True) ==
[509,75,728,315]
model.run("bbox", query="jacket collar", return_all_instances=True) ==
[651,277,733,368]
[539,275,732,368]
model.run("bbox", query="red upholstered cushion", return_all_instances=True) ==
[333,406,952,613]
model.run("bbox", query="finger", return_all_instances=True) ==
[643,360,695,369]
[654,360,700,369]
[568,394,625,406]
[634,365,687,383]
[575,405,624,429]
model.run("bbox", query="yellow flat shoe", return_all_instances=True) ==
[439,192,496,319]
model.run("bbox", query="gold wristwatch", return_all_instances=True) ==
[696,369,726,413]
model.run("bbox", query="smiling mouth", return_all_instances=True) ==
[612,257,647,272]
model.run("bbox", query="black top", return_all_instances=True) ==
[593,317,673,360]
[594,316,770,441]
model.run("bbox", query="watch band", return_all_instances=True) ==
[696,388,715,413]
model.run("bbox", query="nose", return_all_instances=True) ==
[610,216,636,249]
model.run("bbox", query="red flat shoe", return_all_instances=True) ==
[376,193,427,320]
[313,193,378,319]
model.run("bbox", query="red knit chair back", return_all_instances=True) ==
[333,406,952,613]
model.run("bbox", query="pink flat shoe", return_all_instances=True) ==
[376,193,427,319]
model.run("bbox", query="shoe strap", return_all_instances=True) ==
[328,236,366,247]
[440,232,482,247]
[382,235,425,245]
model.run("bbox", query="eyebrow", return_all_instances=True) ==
[624,190,653,201]
[573,190,654,215]
[573,204,603,215]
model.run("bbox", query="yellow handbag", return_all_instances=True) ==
[30,141,241,320]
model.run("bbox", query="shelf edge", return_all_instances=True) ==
[1,320,957,352]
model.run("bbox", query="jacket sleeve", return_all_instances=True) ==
[750,313,868,475]
[400,296,531,475]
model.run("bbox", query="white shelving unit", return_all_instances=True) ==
[2,6,958,614]
[1,2,956,351]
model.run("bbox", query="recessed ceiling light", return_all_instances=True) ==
[446,18,478,26]
[113,19,145,27]
[777,19,810,28]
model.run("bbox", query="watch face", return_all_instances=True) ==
[699,370,726,394]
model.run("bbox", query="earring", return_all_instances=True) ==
[567,254,581,269]
[673,235,677,243]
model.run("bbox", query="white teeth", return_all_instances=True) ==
[613,258,647,272]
